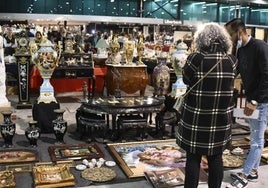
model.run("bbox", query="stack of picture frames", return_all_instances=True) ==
[0,149,39,187]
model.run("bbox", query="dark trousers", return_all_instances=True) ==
[184,152,223,188]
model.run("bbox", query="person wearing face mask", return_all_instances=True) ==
[225,18,268,188]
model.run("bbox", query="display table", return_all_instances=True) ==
[77,96,165,140]
[105,64,148,96]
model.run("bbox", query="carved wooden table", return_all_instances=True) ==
[105,64,148,96]
[77,96,165,140]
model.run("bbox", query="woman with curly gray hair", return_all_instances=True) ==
[176,22,237,188]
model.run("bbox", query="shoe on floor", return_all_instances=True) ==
[227,174,248,188]
[231,171,258,182]
[247,171,258,182]
[226,179,247,188]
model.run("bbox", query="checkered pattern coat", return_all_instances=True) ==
[176,51,237,156]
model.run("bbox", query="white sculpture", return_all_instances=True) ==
[0,35,10,106]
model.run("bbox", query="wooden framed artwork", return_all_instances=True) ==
[0,149,38,164]
[107,139,207,178]
[33,164,75,188]
[144,167,208,188]
[6,164,32,173]
[48,143,104,161]
[0,170,15,188]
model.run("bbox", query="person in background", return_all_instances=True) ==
[3,27,17,56]
[225,18,268,188]
[25,27,34,37]
[176,23,237,188]
[35,31,43,45]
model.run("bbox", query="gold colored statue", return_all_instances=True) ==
[122,40,135,65]
[109,35,120,64]
[136,35,145,65]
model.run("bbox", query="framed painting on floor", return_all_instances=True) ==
[0,149,39,164]
[107,139,208,178]
[48,143,104,161]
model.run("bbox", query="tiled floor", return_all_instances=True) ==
[5,88,268,188]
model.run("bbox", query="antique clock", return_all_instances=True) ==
[16,37,29,54]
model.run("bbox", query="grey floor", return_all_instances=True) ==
[5,88,268,188]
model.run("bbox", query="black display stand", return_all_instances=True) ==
[14,54,32,109]
[32,102,60,133]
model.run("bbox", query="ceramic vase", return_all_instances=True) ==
[32,39,61,104]
[25,120,41,147]
[52,109,67,144]
[153,57,170,95]
[0,111,16,148]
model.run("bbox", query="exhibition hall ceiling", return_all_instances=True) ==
[189,0,268,5]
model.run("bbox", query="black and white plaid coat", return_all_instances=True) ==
[176,51,237,156]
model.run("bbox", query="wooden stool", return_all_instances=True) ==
[155,111,179,139]
[117,114,148,141]
[155,95,180,139]
[76,108,107,142]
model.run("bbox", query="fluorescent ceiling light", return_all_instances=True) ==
[193,2,205,5]
[253,0,266,4]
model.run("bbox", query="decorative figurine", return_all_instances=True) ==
[136,35,145,65]
[122,40,135,65]
[108,35,120,65]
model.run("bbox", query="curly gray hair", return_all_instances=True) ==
[193,22,233,54]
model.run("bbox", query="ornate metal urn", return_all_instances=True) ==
[32,39,61,103]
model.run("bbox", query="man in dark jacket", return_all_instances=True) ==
[225,18,268,188]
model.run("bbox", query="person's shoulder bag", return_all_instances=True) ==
[173,55,226,112]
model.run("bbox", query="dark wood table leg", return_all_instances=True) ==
[88,76,96,100]
[111,114,118,141]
